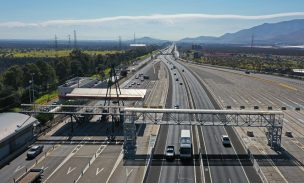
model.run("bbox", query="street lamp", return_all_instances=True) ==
[31,73,35,102]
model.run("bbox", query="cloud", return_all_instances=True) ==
[1,12,304,28]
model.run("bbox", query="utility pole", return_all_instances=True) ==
[74,30,77,49]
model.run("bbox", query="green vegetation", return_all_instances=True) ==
[1,49,122,58]
[0,46,158,111]
[35,90,58,105]
[182,49,304,74]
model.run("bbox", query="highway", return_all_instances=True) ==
[3,44,304,183]
[179,57,304,182]
[0,51,163,183]
[146,45,259,183]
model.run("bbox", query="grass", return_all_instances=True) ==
[35,90,59,104]
[2,49,123,58]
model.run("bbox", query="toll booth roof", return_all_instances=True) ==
[0,113,37,142]
[65,88,146,100]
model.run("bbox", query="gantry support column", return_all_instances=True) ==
[123,111,137,159]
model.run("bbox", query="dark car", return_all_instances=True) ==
[165,146,175,160]
[180,83,183,85]
[176,78,179,81]
[27,145,44,159]
[182,69,185,72]
[174,105,179,109]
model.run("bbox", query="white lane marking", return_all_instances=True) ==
[74,145,106,182]
[223,128,250,183]
[15,165,25,173]
[41,166,49,171]
[126,168,133,177]
[67,167,76,175]
[96,168,104,176]
[214,135,218,143]
[191,126,197,183]
[43,136,90,182]
[201,126,212,183]
[106,149,123,183]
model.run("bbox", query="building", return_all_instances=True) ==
[0,113,38,165]
[58,77,107,98]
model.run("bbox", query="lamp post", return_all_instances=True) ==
[31,73,35,102]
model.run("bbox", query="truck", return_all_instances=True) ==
[16,169,44,183]
[179,129,192,160]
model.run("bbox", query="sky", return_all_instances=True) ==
[0,0,304,40]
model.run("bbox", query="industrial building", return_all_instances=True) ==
[0,113,38,166]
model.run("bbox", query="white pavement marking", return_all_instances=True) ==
[223,127,250,183]
[67,167,76,175]
[106,149,123,183]
[75,145,106,182]
[41,166,49,171]
[126,168,134,177]
[43,136,90,183]
[96,168,104,176]
[14,165,25,173]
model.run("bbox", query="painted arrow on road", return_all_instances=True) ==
[14,165,25,173]
[96,168,104,176]
[126,168,133,177]
[67,167,76,175]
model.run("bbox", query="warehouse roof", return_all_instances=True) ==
[0,113,38,142]
[64,88,146,100]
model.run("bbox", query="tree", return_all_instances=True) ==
[3,65,24,89]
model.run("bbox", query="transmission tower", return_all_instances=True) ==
[118,36,122,50]
[74,30,77,49]
[68,34,71,49]
[251,34,254,50]
[133,32,136,44]
[54,34,58,50]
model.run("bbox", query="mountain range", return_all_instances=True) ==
[178,19,304,45]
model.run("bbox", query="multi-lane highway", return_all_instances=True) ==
[3,44,304,183]
[146,44,260,183]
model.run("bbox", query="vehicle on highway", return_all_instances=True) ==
[27,145,44,159]
[179,130,192,160]
[182,69,184,72]
[128,85,132,87]
[137,82,140,85]
[15,168,44,183]
[135,75,139,79]
[174,73,176,75]
[143,75,149,79]
[165,145,175,160]
[221,135,231,146]
[131,82,135,85]
[176,78,179,81]
[174,105,179,109]
[180,83,183,85]
[245,71,250,74]
[173,66,176,69]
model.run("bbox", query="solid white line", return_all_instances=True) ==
[200,126,212,183]
[191,126,197,183]
[43,136,90,182]
[222,127,250,183]
[106,149,123,183]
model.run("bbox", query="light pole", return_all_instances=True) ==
[28,80,32,103]
[31,73,35,103]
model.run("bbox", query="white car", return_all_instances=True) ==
[221,135,231,146]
